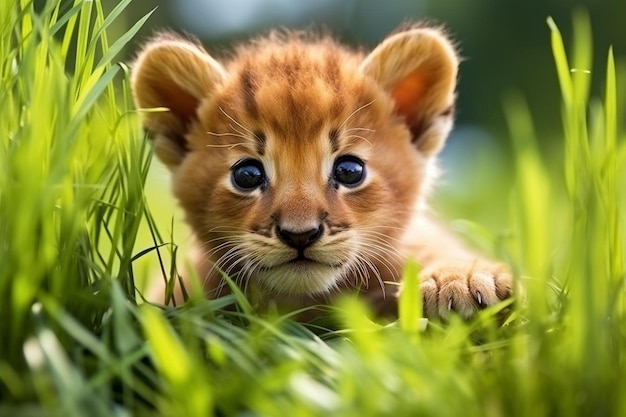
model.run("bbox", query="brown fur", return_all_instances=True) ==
[131,25,512,319]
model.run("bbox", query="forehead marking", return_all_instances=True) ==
[329,129,340,154]
[255,131,266,156]
[240,65,259,119]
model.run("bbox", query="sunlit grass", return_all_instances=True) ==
[0,2,625,416]
[0,0,155,408]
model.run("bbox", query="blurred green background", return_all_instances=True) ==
[107,0,625,269]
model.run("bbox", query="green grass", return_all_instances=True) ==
[1,2,625,416]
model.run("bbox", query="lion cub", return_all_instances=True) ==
[132,25,512,319]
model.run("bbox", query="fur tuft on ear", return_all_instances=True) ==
[360,27,459,156]
[131,34,227,168]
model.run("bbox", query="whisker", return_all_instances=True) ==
[229,124,250,139]
[219,106,255,136]
[205,141,251,150]
[344,134,372,146]
[338,100,375,131]
[355,254,386,295]
[359,247,400,280]
[205,131,248,141]
[356,236,401,250]
[343,127,375,133]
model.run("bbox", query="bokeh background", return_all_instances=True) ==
[110,0,625,271]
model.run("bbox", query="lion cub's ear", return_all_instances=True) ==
[131,35,227,168]
[360,27,459,156]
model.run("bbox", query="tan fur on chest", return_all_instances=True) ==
[132,25,512,319]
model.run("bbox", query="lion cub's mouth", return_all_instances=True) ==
[287,251,346,268]
[287,257,317,266]
[268,255,343,270]
[254,251,348,295]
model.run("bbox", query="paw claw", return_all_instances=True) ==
[418,262,513,320]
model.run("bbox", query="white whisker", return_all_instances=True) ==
[344,127,375,133]
[219,106,255,136]
[205,131,247,141]
[338,100,375,131]
[344,134,372,146]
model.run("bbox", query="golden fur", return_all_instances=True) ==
[131,25,512,319]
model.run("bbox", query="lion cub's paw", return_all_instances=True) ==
[419,262,512,319]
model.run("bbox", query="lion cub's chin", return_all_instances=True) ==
[257,262,346,295]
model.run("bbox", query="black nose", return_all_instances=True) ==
[276,225,323,250]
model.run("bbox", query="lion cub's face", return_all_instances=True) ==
[132,28,458,295]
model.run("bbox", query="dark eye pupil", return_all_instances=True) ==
[232,160,265,191]
[334,157,365,187]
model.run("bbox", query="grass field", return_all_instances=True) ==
[1,1,625,416]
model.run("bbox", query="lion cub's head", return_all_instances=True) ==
[132,26,458,296]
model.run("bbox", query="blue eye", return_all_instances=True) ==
[333,155,366,188]
[231,159,266,191]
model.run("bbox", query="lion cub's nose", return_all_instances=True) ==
[276,225,324,250]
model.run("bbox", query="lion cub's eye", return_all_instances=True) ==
[231,159,266,191]
[333,155,366,188]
